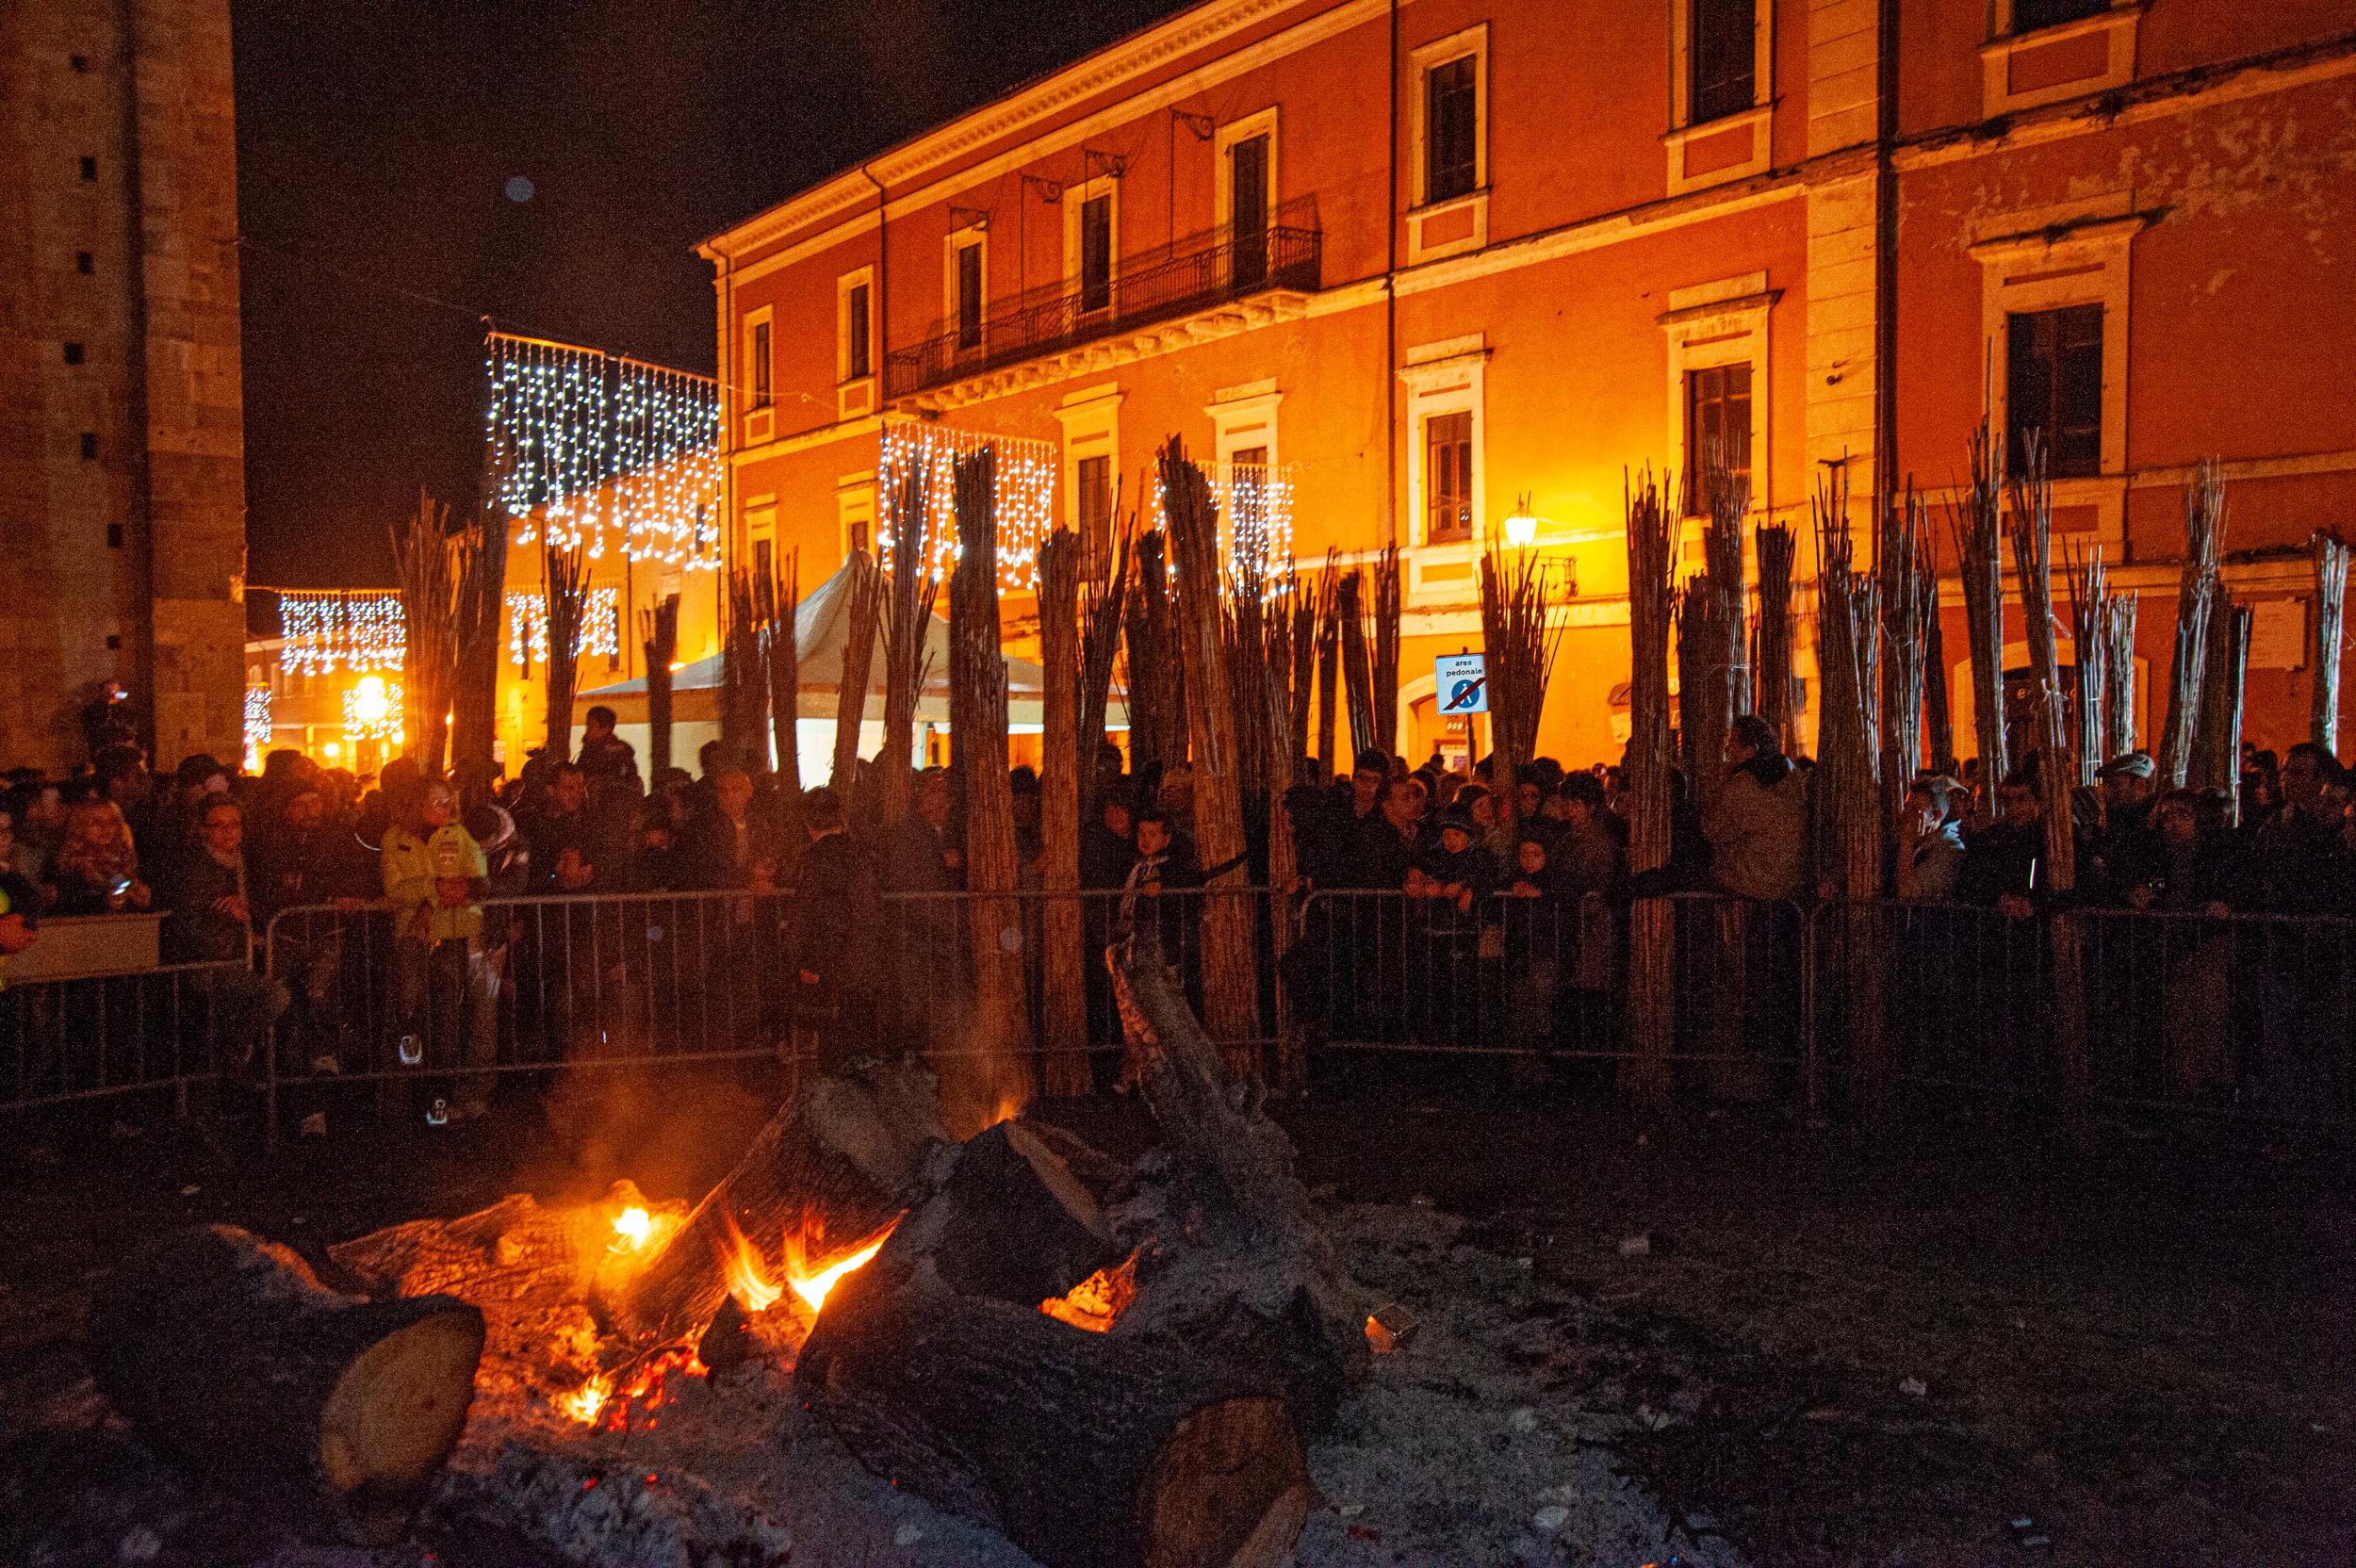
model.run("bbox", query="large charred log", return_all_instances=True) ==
[88,1225,484,1546]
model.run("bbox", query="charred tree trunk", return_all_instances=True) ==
[950,446,1039,1133]
[1161,439,1262,1078]
[798,1258,1306,1568]
[89,1226,485,1547]
[597,1058,944,1357]
[1039,530,1093,1097]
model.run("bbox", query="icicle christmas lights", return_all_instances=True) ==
[278,590,406,675]
[486,334,721,569]
[1146,461,1296,589]
[343,674,405,744]
[506,586,621,667]
[876,417,1059,591]
[242,685,272,772]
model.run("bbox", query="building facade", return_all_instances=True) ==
[0,0,248,772]
[703,0,2356,768]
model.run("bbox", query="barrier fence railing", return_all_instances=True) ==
[9,886,2348,1136]
[0,959,247,1115]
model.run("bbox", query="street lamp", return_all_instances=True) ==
[1502,491,1540,548]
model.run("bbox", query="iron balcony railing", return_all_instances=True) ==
[886,199,1322,400]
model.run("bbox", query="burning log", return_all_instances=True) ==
[867,1117,1124,1312]
[798,1254,1306,1568]
[88,1225,485,1546]
[597,1058,943,1359]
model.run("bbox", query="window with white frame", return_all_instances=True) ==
[836,473,876,563]
[1054,384,1122,575]
[944,224,987,357]
[1658,273,1775,523]
[1216,109,1277,290]
[746,311,773,410]
[1982,0,2141,116]
[837,270,874,385]
[1399,337,1488,557]
[1410,26,1486,209]
[1066,179,1119,318]
[1666,0,1773,194]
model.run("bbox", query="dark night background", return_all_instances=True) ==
[233,0,1187,589]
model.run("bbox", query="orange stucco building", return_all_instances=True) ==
[697,0,2356,771]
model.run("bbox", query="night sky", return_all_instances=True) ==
[232,0,1188,589]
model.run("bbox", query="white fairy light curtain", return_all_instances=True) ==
[278,590,406,675]
[486,334,720,569]
[876,417,1059,592]
[1147,461,1297,584]
[242,685,272,771]
[506,586,622,667]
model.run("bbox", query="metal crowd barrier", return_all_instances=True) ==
[0,958,248,1115]
[256,883,1266,1141]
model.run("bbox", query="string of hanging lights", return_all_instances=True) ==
[1146,460,1297,589]
[278,590,406,675]
[242,685,272,772]
[486,334,721,569]
[505,586,621,667]
[875,416,1060,591]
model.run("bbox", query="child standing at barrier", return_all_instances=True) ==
[381,780,497,1122]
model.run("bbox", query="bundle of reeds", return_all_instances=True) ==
[1371,543,1402,756]
[1121,530,1187,780]
[1481,541,1565,829]
[1036,528,1092,1098]
[1814,465,1889,1115]
[2006,440,2077,890]
[947,446,1038,1132]
[1313,553,1341,776]
[1944,420,2007,808]
[543,541,593,768]
[1222,558,1272,802]
[1077,515,1131,803]
[449,508,507,797]
[2314,531,2349,756]
[719,564,769,772]
[761,554,802,840]
[878,464,941,828]
[389,494,467,775]
[1622,467,1678,1110]
[2191,591,2251,819]
[1335,570,1378,759]
[830,550,883,791]
[2102,590,2138,760]
[2158,461,2228,788]
[1880,490,1934,811]
[2065,543,2110,784]
[1258,571,1309,1092]
[1287,567,1319,771]
[640,593,679,777]
[1753,523,1799,754]
[1922,568,1957,775]
[1160,438,1262,1080]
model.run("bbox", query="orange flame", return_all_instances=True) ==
[560,1373,612,1425]
[714,1212,782,1314]
[1040,1250,1139,1333]
[610,1206,652,1252]
[781,1218,899,1315]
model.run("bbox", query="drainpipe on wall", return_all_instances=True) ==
[862,163,889,416]
[118,0,159,760]
[1873,0,1902,515]
[1384,0,1399,548]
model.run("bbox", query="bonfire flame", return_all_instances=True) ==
[560,1373,613,1425]
[715,1212,783,1315]
[610,1206,653,1253]
[782,1220,899,1314]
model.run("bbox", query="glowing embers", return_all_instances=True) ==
[713,1211,899,1318]
[1039,1250,1140,1334]
[558,1346,708,1432]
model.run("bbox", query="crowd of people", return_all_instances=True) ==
[5,691,2353,1115]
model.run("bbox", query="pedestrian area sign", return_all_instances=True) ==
[1436,653,1488,714]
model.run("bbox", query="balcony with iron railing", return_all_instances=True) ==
[886,197,1321,401]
